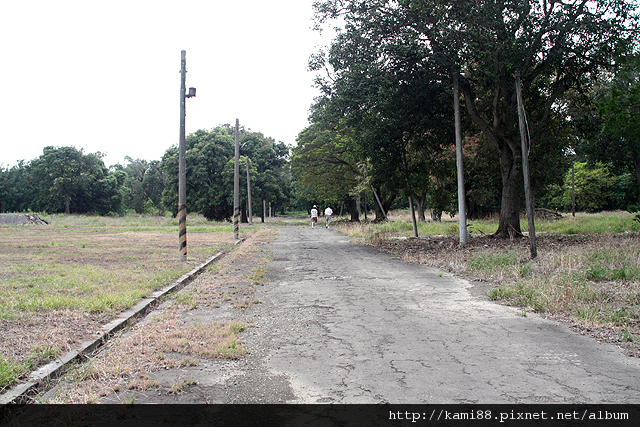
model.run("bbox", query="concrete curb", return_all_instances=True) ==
[0,240,244,405]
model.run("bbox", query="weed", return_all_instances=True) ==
[249,265,267,286]
[0,356,27,392]
[173,291,198,310]
[620,329,635,342]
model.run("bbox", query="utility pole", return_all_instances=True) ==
[515,71,537,259]
[233,119,240,240]
[178,50,196,261]
[246,156,253,225]
[453,70,468,245]
[409,196,418,238]
[371,186,387,220]
[571,161,576,217]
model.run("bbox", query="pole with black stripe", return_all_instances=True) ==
[178,50,197,261]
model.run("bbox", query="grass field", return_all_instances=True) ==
[3,210,639,395]
[0,213,253,393]
[334,210,640,357]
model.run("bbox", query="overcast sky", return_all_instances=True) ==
[0,0,331,168]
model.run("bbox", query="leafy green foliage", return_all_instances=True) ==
[114,157,165,215]
[3,146,125,215]
[161,126,291,221]
[567,162,617,212]
[311,0,637,234]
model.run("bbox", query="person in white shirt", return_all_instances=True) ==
[324,205,333,228]
[310,205,318,228]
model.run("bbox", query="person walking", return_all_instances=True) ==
[310,205,318,228]
[324,205,333,228]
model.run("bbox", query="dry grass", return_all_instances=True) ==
[0,214,242,393]
[38,228,277,403]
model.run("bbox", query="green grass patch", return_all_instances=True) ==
[0,356,28,392]
[0,213,243,391]
[468,253,518,273]
[534,211,634,234]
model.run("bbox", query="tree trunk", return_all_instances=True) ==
[241,199,248,223]
[372,187,395,221]
[494,145,523,238]
[461,81,523,239]
[633,150,640,202]
[346,197,360,222]
[414,191,427,222]
[64,194,71,215]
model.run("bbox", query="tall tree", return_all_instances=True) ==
[313,0,637,237]
[115,157,165,214]
[292,120,363,220]
[594,53,640,197]
[161,126,292,221]
[0,161,34,213]
[28,146,122,215]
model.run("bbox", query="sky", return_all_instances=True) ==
[0,0,332,168]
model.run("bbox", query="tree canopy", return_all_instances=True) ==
[306,0,638,233]
[1,126,292,219]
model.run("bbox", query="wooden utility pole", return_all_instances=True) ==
[515,71,537,259]
[453,71,468,245]
[178,50,188,261]
[233,119,240,240]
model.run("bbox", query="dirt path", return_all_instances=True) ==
[37,225,640,404]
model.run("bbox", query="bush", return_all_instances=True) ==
[563,162,617,212]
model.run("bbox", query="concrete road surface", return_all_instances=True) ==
[227,225,640,404]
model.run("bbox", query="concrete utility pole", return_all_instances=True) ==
[515,71,537,259]
[453,70,468,246]
[246,156,253,225]
[572,162,576,217]
[409,196,418,238]
[233,119,240,240]
[178,50,196,261]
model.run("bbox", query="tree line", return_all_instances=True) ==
[0,125,291,220]
[3,2,639,225]
[291,0,640,235]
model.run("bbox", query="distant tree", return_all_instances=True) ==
[27,146,122,215]
[0,161,34,213]
[563,162,617,212]
[594,54,640,198]
[291,121,363,221]
[115,157,165,214]
[239,130,292,218]
[161,127,235,220]
[161,126,291,221]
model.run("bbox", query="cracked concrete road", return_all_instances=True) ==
[232,225,640,404]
